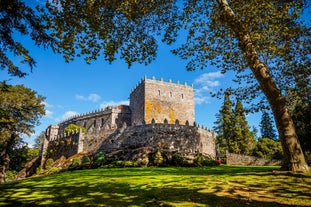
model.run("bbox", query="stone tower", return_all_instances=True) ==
[130,76,195,125]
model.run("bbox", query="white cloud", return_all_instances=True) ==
[194,71,223,87]
[100,100,129,109]
[88,94,101,102]
[44,110,54,118]
[193,71,224,104]
[194,96,211,105]
[62,111,79,120]
[76,93,101,102]
[76,95,86,100]
[43,101,53,108]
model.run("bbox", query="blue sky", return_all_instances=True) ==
[1,2,264,147]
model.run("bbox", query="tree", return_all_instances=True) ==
[46,1,310,172]
[0,82,45,183]
[215,96,255,155]
[232,100,256,155]
[153,149,164,166]
[0,0,55,77]
[214,91,235,155]
[260,111,278,141]
[33,131,46,150]
[64,124,86,134]
[253,138,283,160]
[291,102,311,164]
[8,140,39,173]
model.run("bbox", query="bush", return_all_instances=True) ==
[81,156,91,169]
[69,157,81,170]
[5,171,17,182]
[44,158,54,170]
[46,167,60,175]
[140,157,149,167]
[172,153,186,166]
[124,160,140,167]
[151,149,167,166]
[194,155,204,167]
[36,166,44,175]
[201,159,218,166]
[92,152,106,168]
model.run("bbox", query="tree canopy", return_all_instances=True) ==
[0,0,55,77]
[0,82,45,183]
[214,93,255,155]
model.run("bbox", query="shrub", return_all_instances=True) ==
[154,150,163,166]
[69,157,81,170]
[46,167,60,175]
[81,156,91,169]
[5,171,17,182]
[140,157,149,167]
[92,152,106,168]
[124,160,140,167]
[172,153,186,166]
[36,166,44,175]
[201,159,218,166]
[194,155,204,167]
[65,124,86,134]
[44,158,54,170]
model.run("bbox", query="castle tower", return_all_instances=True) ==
[130,77,195,125]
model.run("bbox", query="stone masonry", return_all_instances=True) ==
[42,76,216,163]
[130,77,195,125]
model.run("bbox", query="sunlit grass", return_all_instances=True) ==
[0,165,310,206]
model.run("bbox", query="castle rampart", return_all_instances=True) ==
[99,121,216,160]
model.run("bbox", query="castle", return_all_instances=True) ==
[42,76,216,164]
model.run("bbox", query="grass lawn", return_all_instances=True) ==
[0,165,310,207]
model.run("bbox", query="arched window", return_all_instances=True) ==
[170,91,172,97]
[158,90,161,96]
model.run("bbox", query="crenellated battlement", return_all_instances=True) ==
[130,75,194,95]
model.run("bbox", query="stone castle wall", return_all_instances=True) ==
[130,77,195,125]
[226,152,282,166]
[43,130,84,161]
[99,122,216,160]
[58,105,131,135]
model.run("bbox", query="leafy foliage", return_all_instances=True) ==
[152,149,165,166]
[81,156,91,169]
[291,102,311,164]
[64,124,86,134]
[252,138,283,160]
[214,93,255,155]
[0,82,45,182]
[0,0,55,77]
[92,152,106,168]
[214,91,235,155]
[8,142,39,172]
[232,100,256,155]
[260,111,278,140]
[46,0,179,66]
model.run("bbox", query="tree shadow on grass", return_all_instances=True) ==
[0,175,306,207]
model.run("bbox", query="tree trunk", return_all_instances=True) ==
[0,150,9,183]
[217,0,309,172]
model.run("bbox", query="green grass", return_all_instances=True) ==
[0,165,310,206]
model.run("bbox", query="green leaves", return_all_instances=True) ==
[47,0,178,67]
[0,0,55,77]
[0,83,45,147]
